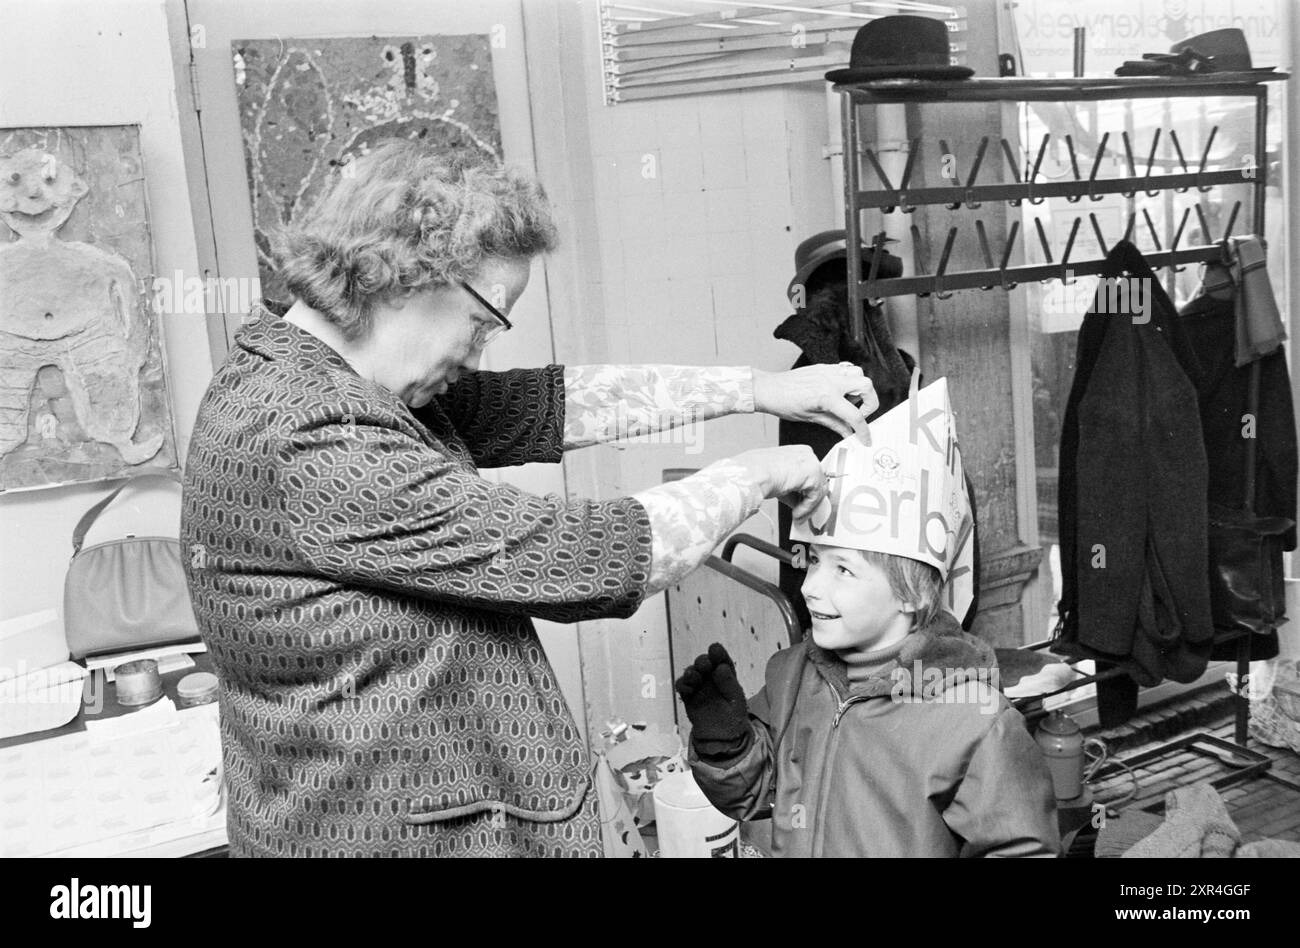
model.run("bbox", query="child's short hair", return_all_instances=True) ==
[856,549,944,629]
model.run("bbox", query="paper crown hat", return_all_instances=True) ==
[790,373,975,621]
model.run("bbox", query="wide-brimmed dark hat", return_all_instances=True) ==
[786,229,902,303]
[1171,28,1275,74]
[826,15,974,84]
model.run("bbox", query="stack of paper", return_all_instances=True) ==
[0,702,222,857]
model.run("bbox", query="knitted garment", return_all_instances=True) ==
[1236,838,1300,858]
[1094,809,1164,858]
[181,306,653,856]
[1123,783,1241,858]
[841,637,908,685]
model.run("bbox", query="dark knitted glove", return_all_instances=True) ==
[675,643,753,762]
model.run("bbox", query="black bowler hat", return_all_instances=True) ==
[825,15,974,84]
[786,229,902,304]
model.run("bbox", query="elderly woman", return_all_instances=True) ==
[181,141,877,857]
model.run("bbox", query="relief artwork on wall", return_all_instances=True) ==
[0,125,177,492]
[233,34,503,304]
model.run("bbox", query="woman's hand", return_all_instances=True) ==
[752,364,879,443]
[734,445,828,520]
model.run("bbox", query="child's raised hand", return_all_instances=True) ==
[674,643,751,758]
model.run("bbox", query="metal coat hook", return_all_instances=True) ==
[1059,218,1081,284]
[1027,133,1051,205]
[1142,208,1162,251]
[863,148,898,213]
[1057,220,1081,285]
[1086,132,1110,202]
[1064,134,1083,202]
[864,231,888,306]
[897,138,921,214]
[1168,207,1191,274]
[932,226,959,300]
[910,222,931,297]
[964,137,989,210]
[1120,130,1138,198]
[1194,202,1212,245]
[1090,212,1109,256]
[1213,202,1243,265]
[1142,128,1162,197]
[1033,216,1055,284]
[1000,137,1024,206]
[1222,200,1241,242]
[999,220,1020,290]
[1168,130,1191,192]
[1121,211,1137,244]
[1195,126,1219,193]
[975,219,996,289]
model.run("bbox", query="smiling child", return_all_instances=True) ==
[676,378,1060,857]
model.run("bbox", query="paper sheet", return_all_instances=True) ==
[0,702,222,857]
[0,661,88,740]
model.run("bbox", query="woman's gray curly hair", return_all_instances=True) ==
[276,141,558,340]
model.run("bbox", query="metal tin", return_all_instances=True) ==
[114,659,163,707]
[177,671,219,708]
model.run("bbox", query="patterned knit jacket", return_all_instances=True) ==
[180,308,653,856]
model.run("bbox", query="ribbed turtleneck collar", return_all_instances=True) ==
[840,637,909,685]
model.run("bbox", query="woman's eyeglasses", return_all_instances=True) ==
[460,281,512,348]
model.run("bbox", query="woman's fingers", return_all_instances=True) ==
[759,364,878,427]
[784,484,826,520]
[816,366,876,439]
[843,376,880,417]
[777,446,830,519]
[820,392,871,443]
[739,444,830,514]
[809,412,854,439]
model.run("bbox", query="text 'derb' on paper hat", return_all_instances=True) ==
[825,14,974,84]
[790,373,975,621]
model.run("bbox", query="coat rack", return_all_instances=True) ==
[834,74,1287,342]
[830,72,1300,798]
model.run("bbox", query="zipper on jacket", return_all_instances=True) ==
[823,676,868,729]
[832,694,870,728]
[811,715,837,858]
[810,680,873,855]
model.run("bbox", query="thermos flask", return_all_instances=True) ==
[1035,710,1085,801]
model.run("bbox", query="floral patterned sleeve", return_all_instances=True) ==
[633,459,765,597]
[562,365,755,450]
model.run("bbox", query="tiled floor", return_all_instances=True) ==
[1089,700,1300,843]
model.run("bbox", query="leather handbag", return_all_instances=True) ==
[63,468,201,660]
[1206,504,1293,638]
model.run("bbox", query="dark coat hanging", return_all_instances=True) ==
[1056,241,1214,690]
[1179,287,1297,661]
